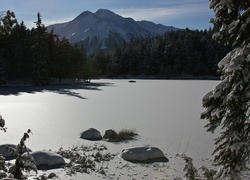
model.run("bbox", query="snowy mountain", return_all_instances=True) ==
[46,9,178,54]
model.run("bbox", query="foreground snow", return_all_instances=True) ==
[1,80,248,179]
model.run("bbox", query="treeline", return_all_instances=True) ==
[1,10,232,86]
[90,28,231,78]
[0,11,90,86]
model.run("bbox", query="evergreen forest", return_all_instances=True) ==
[0,11,89,86]
[0,10,231,86]
[90,28,231,79]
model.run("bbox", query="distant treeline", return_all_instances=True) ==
[1,11,231,86]
[89,28,231,78]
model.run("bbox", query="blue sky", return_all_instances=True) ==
[0,0,214,30]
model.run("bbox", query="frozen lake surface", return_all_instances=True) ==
[0,79,220,178]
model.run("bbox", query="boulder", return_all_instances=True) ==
[120,146,168,162]
[30,151,65,167]
[103,129,118,139]
[0,144,31,160]
[80,128,102,140]
[0,144,16,159]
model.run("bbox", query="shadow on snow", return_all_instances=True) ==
[0,82,114,99]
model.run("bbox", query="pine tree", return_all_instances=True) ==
[31,12,49,86]
[201,0,250,179]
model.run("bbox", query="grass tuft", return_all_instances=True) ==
[117,128,138,141]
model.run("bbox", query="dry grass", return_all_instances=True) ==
[117,129,138,141]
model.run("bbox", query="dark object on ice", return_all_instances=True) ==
[0,115,6,132]
[120,146,168,163]
[80,128,102,141]
[129,80,136,83]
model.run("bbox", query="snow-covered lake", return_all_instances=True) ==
[0,79,219,177]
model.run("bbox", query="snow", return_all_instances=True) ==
[212,32,222,41]
[202,90,213,104]
[212,81,226,99]
[100,41,107,49]
[84,28,89,33]
[0,80,219,179]
[218,45,250,74]
[218,51,232,69]
[81,37,87,41]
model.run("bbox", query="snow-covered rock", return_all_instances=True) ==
[30,150,65,167]
[0,144,16,159]
[80,128,102,140]
[120,146,167,162]
[0,144,31,160]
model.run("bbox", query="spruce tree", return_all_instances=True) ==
[201,0,250,179]
[31,12,49,86]
[0,10,17,84]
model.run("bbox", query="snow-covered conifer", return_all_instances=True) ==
[10,129,37,179]
[201,0,250,179]
[182,154,198,179]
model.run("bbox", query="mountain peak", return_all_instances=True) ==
[47,9,179,54]
[95,9,122,20]
[95,9,114,15]
[74,10,93,20]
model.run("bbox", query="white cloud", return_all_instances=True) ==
[43,18,73,27]
[22,18,70,29]
[21,1,212,29]
[113,3,211,22]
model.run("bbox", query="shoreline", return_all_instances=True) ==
[0,75,220,88]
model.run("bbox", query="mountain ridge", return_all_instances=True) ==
[47,9,179,54]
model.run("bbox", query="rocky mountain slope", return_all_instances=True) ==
[47,9,178,54]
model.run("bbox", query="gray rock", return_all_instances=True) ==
[103,129,118,139]
[0,144,15,159]
[0,144,31,160]
[48,172,57,178]
[30,151,65,167]
[80,128,102,140]
[120,146,168,162]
